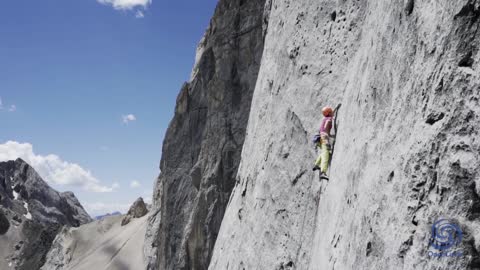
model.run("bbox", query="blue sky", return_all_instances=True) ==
[0,0,218,216]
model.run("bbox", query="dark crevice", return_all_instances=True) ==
[412,216,418,226]
[405,0,414,15]
[426,112,445,125]
[467,182,480,220]
[0,209,9,235]
[330,11,337,22]
[454,2,480,24]
[459,50,474,67]
[366,242,372,256]
[398,235,414,258]
[387,171,395,182]
[292,170,307,185]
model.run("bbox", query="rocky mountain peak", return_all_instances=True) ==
[0,159,92,270]
[122,197,148,226]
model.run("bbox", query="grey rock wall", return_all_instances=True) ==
[210,0,480,269]
[144,0,268,269]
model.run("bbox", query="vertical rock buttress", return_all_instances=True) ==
[210,0,480,269]
[144,0,268,269]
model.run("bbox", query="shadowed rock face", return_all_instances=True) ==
[0,210,9,235]
[210,0,480,269]
[0,159,91,226]
[144,0,268,269]
[0,159,92,270]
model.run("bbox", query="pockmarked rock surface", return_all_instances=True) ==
[0,159,92,270]
[209,0,480,269]
[144,0,267,269]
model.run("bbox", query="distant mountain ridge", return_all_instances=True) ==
[0,158,92,270]
[95,211,122,220]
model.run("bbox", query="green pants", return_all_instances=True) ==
[315,140,330,173]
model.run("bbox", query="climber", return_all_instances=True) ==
[312,106,334,179]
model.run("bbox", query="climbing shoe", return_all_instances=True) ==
[320,172,329,180]
[312,166,320,172]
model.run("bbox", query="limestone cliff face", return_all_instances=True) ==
[144,0,267,269]
[210,0,480,269]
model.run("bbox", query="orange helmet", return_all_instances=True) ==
[322,106,333,117]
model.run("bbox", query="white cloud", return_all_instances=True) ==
[0,141,117,193]
[83,202,131,216]
[97,0,151,10]
[135,10,145,18]
[130,180,141,188]
[0,97,16,112]
[122,114,136,124]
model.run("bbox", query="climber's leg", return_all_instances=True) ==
[320,141,330,174]
[313,142,322,171]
